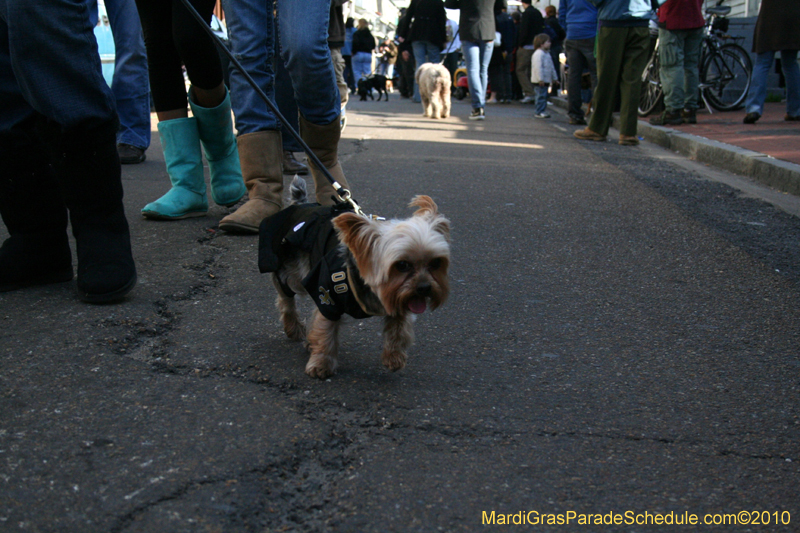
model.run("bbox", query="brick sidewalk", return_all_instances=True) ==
[667,102,800,166]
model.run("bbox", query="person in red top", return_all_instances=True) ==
[648,0,705,125]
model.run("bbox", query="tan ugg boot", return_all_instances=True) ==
[218,130,283,234]
[298,114,352,206]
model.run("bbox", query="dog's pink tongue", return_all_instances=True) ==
[409,298,427,314]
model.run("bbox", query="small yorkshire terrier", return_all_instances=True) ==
[258,177,451,379]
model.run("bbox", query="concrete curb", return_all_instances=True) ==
[552,97,800,196]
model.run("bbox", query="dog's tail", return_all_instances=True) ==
[289,175,308,205]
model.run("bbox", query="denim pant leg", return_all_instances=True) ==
[278,0,339,126]
[352,52,372,82]
[478,41,493,107]
[105,0,151,149]
[780,50,800,117]
[0,0,117,132]
[274,33,302,152]
[745,50,773,115]
[221,0,279,134]
[463,40,492,109]
[535,84,548,114]
[412,41,441,102]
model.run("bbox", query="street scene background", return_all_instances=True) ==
[1,97,799,531]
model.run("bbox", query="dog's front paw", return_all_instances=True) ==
[283,320,307,342]
[306,352,338,379]
[381,350,407,372]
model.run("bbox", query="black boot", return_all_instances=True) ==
[0,120,73,292]
[47,120,137,303]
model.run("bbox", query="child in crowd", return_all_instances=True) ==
[531,33,559,119]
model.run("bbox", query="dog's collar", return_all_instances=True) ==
[346,263,385,317]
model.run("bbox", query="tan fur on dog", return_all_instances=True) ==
[415,63,452,119]
[268,177,451,379]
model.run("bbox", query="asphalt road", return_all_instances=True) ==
[2,96,799,532]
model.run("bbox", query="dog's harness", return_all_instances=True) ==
[258,203,373,321]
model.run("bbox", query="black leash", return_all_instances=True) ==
[178,0,368,217]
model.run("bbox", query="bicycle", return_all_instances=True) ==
[698,4,752,111]
[638,1,752,116]
[638,25,663,116]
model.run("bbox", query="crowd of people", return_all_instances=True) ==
[0,0,797,304]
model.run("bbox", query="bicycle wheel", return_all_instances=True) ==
[639,53,663,116]
[721,43,752,74]
[701,48,751,111]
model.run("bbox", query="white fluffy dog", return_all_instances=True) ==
[415,62,451,119]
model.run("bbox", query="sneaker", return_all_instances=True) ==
[743,112,760,124]
[469,108,485,121]
[117,143,146,164]
[568,116,587,125]
[534,113,551,119]
[573,128,606,142]
[682,108,697,124]
[486,97,499,104]
[649,110,683,126]
[520,96,535,104]
[785,114,800,122]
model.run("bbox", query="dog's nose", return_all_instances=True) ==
[415,282,432,297]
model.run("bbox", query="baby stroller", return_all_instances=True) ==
[452,62,491,101]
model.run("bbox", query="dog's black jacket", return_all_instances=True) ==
[259,203,372,321]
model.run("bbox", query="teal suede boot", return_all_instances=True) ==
[142,117,208,220]
[189,87,246,207]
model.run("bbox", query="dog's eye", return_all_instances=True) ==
[428,258,442,271]
[395,261,412,273]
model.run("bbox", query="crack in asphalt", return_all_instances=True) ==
[108,440,358,532]
[99,217,795,530]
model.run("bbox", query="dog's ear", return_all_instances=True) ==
[333,212,379,276]
[409,195,438,217]
[410,196,450,241]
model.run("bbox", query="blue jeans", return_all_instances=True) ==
[351,51,373,82]
[462,39,493,110]
[376,61,394,79]
[412,40,441,102]
[92,0,151,149]
[535,84,549,114]
[274,33,302,152]
[658,26,703,112]
[745,49,800,117]
[0,0,117,133]
[220,0,339,134]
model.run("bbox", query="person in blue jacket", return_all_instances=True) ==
[558,0,598,125]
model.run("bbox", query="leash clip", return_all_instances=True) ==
[335,185,384,221]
